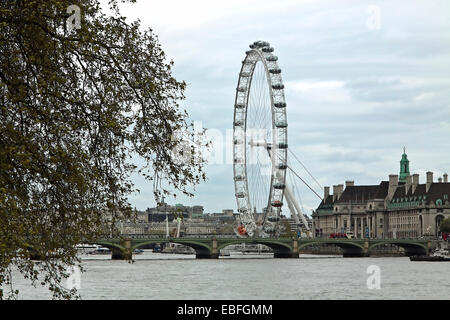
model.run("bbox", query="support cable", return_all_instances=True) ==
[287,165,323,201]
[288,148,323,191]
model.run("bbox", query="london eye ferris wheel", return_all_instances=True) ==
[232,40,289,237]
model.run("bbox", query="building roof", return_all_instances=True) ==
[391,182,450,205]
[313,195,334,216]
[336,181,389,204]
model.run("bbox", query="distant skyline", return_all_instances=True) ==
[116,0,450,214]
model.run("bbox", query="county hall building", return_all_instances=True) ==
[312,151,450,239]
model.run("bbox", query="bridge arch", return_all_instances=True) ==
[298,241,365,257]
[90,241,125,251]
[368,241,427,256]
[132,239,212,258]
[217,239,295,258]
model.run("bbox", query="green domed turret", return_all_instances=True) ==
[399,147,410,182]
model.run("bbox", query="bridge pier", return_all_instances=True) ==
[341,241,369,257]
[29,252,45,261]
[274,252,299,258]
[25,246,47,260]
[273,239,299,258]
[111,239,132,260]
[195,253,219,259]
[292,239,299,258]
[427,240,433,255]
[342,251,368,258]
[363,239,370,257]
[195,238,219,259]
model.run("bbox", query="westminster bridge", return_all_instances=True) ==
[91,236,434,260]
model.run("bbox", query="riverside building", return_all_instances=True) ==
[312,150,450,239]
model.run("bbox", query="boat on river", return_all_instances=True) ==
[410,248,450,261]
[76,244,101,254]
[89,247,111,255]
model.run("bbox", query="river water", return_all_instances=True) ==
[7,251,450,299]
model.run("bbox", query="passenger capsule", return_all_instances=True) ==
[236,192,245,198]
[272,84,284,90]
[269,68,281,74]
[274,102,286,108]
[237,224,247,235]
[275,121,287,128]
[268,216,280,222]
[253,40,270,48]
[266,56,278,61]
[271,200,283,207]
[273,183,286,189]
[262,47,274,53]
[235,103,245,109]
[277,143,288,149]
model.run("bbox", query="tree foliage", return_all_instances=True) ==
[440,217,450,233]
[0,0,206,299]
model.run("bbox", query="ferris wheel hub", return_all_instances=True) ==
[248,140,268,148]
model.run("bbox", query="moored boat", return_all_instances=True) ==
[75,243,101,254]
[410,255,450,261]
[89,247,111,255]
[410,248,450,261]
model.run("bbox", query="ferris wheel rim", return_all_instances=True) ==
[232,40,288,236]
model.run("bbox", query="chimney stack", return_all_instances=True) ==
[324,186,330,199]
[412,174,419,193]
[444,173,448,183]
[405,175,412,194]
[426,171,433,193]
[333,184,344,201]
[438,177,443,183]
[345,180,354,188]
[337,184,344,200]
[388,174,398,200]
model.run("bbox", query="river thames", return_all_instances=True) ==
[8,251,450,300]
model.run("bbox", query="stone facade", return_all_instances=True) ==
[312,152,450,239]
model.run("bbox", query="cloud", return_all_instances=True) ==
[115,0,450,215]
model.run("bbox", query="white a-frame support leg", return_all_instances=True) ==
[284,183,310,231]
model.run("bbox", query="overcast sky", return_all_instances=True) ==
[117,0,450,215]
